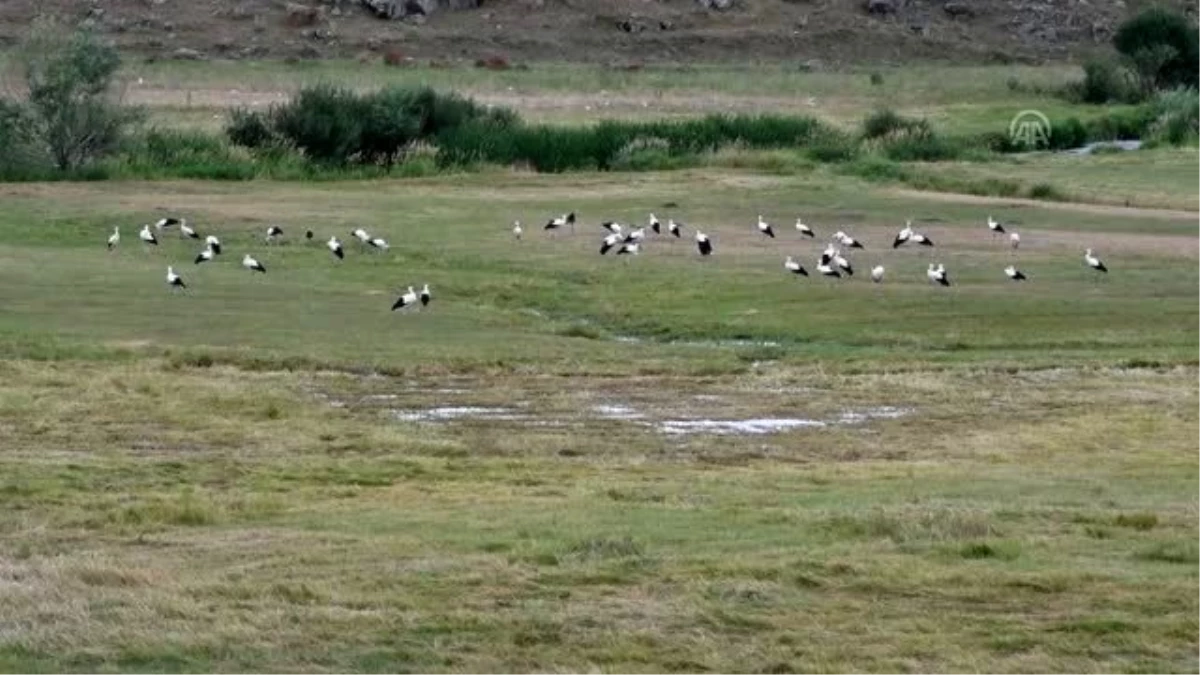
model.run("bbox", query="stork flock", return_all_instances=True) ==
[108,218,431,312]
[529,209,1111,287]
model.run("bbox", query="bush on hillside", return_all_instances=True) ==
[1075,57,1139,103]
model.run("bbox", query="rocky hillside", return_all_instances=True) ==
[0,0,1193,65]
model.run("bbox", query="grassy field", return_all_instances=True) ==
[0,164,1196,672]
[114,60,1106,134]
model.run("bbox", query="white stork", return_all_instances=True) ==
[179,221,199,240]
[327,236,344,260]
[599,233,621,255]
[601,221,623,235]
[834,230,864,249]
[649,213,661,235]
[987,215,1005,237]
[266,225,283,244]
[667,219,682,238]
[616,241,640,256]
[545,212,575,235]
[757,215,776,239]
[795,218,814,238]
[623,228,645,243]
[368,237,389,251]
[242,254,266,273]
[695,231,713,256]
[927,263,950,287]
[1005,265,1027,281]
[352,228,371,245]
[155,217,182,231]
[512,221,523,241]
[871,265,885,283]
[1084,248,1108,274]
[784,256,808,276]
[194,247,215,265]
[420,283,431,307]
[205,235,221,255]
[106,226,120,251]
[391,285,418,311]
[139,224,158,247]
[1009,232,1021,250]
[165,266,186,291]
[816,261,842,278]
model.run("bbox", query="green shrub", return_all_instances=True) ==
[1028,182,1065,200]
[1047,116,1088,150]
[1145,87,1199,146]
[1114,7,1199,93]
[1077,58,1138,103]
[225,108,277,149]
[14,19,141,171]
[269,83,367,164]
[0,99,50,179]
[861,108,910,139]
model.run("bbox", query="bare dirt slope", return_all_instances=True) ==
[0,0,1194,66]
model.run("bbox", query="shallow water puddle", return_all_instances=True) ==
[391,406,525,422]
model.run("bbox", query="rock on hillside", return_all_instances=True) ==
[0,0,1193,65]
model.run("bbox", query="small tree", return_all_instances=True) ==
[15,19,139,171]
[1114,8,1199,94]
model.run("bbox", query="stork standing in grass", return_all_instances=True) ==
[107,226,120,251]
[266,225,284,244]
[871,265,885,283]
[155,217,181,231]
[1004,265,1027,281]
[927,263,950,287]
[179,221,199,240]
[834,230,864,249]
[327,236,344,260]
[601,221,623,235]
[695,231,713,256]
[392,286,418,311]
[544,212,575,236]
[368,237,389,251]
[139,224,158,248]
[1084,248,1108,276]
[194,246,215,265]
[352,228,371,248]
[649,213,661,235]
[795,218,814,238]
[1009,231,1021,251]
[784,256,808,277]
[165,266,186,292]
[987,215,1005,240]
[512,221,523,241]
[205,235,221,256]
[600,232,621,255]
[242,254,266,274]
[757,215,776,239]
[420,284,432,307]
[667,219,682,238]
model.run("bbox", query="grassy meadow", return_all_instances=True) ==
[0,60,1197,673]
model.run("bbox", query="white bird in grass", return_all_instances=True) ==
[139,224,158,246]
[834,230,864,249]
[107,226,120,251]
[1009,232,1021,250]
[155,217,182,231]
[391,285,418,311]
[616,241,640,256]
[1004,265,1027,281]
[242,253,266,273]
[667,219,682,238]
[165,266,186,291]
[1084,248,1108,274]
[649,213,661,235]
[179,221,199,240]
[795,218,814,238]
[352,228,371,245]
[893,221,933,248]
[368,237,389,251]
[987,215,1005,236]
[927,263,950,287]
[822,244,853,276]
[599,233,621,255]
[327,236,344,260]
[784,256,808,277]
[266,225,284,243]
[871,265,885,283]
[757,215,776,239]
[601,221,623,235]
[816,260,842,278]
[512,221,523,241]
[695,231,713,256]
[544,211,576,234]
[205,235,221,255]
[420,283,432,307]
[194,247,215,265]
[623,227,645,243]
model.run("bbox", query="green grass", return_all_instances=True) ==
[0,167,1195,672]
